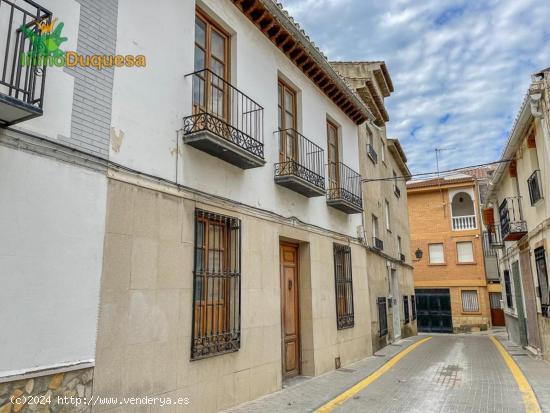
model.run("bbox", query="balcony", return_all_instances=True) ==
[183,69,265,169]
[274,129,325,197]
[0,0,50,125]
[527,170,543,206]
[399,253,406,262]
[499,197,528,241]
[452,215,476,231]
[326,162,363,214]
[367,144,378,163]
[394,184,401,198]
[373,237,384,250]
[485,225,504,249]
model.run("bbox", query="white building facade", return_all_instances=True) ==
[0,1,414,411]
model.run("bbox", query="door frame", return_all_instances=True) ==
[279,241,301,379]
[390,268,401,340]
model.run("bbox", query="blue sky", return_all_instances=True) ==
[281,0,550,173]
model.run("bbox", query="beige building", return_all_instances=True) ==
[332,62,417,351]
[485,67,550,361]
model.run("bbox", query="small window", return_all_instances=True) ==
[377,297,388,336]
[534,247,550,317]
[397,236,402,254]
[411,295,416,320]
[372,215,379,238]
[192,210,241,360]
[403,296,410,323]
[384,200,391,231]
[503,269,514,309]
[461,290,480,313]
[457,241,474,263]
[429,243,445,264]
[334,244,354,329]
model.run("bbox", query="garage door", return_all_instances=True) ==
[415,289,453,333]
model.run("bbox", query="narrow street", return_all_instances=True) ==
[226,331,550,413]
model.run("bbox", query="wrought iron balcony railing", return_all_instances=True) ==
[452,215,476,231]
[183,69,265,169]
[326,161,363,214]
[484,226,503,250]
[527,170,543,206]
[274,128,325,197]
[499,197,527,241]
[394,184,401,198]
[373,237,384,251]
[367,143,378,163]
[0,0,51,125]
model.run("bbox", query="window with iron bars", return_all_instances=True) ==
[534,247,550,318]
[377,297,388,336]
[403,295,410,323]
[192,210,241,360]
[503,270,514,309]
[411,295,416,320]
[334,244,354,329]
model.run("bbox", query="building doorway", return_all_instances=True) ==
[489,292,505,326]
[390,269,401,340]
[280,242,300,378]
[415,289,453,333]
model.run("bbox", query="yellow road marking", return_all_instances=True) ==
[315,337,432,413]
[490,336,541,413]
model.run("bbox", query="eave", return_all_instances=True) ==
[231,0,374,125]
[388,139,411,180]
[366,80,389,124]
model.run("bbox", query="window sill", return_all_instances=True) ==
[428,263,447,266]
[461,311,482,315]
[457,261,477,265]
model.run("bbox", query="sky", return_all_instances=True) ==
[280,0,550,174]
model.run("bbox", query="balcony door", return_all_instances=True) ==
[194,11,230,119]
[327,120,340,190]
[278,80,297,165]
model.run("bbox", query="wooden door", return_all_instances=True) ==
[489,292,505,327]
[327,121,340,192]
[280,243,300,378]
[278,81,297,164]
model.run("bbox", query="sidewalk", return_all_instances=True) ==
[224,335,426,413]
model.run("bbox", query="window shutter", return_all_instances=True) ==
[457,242,474,263]
[429,244,444,264]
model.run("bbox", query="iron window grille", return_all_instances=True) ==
[527,170,543,206]
[411,295,416,320]
[403,295,410,323]
[534,247,550,318]
[334,244,354,329]
[503,270,514,309]
[373,237,384,251]
[461,290,480,312]
[0,0,51,120]
[191,209,241,360]
[377,297,388,337]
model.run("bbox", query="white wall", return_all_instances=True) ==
[0,146,106,375]
[110,0,362,237]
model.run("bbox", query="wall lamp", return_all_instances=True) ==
[414,248,423,261]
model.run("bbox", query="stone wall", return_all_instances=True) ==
[0,368,93,413]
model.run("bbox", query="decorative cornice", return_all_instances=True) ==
[230,0,374,124]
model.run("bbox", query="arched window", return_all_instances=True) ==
[451,192,474,217]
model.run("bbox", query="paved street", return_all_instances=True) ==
[226,331,550,413]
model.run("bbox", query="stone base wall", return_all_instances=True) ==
[538,314,550,362]
[0,368,93,413]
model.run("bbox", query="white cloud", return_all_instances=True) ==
[280,0,550,173]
